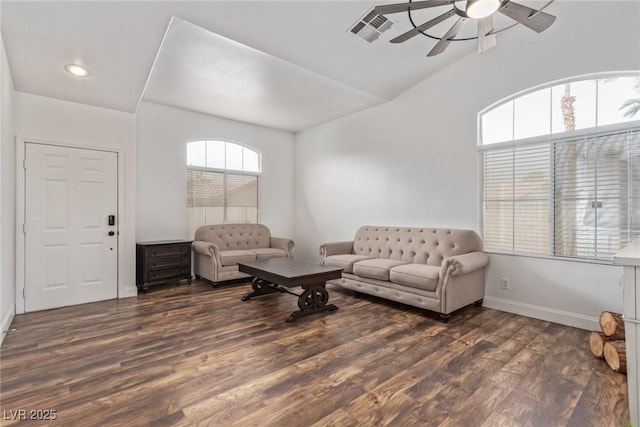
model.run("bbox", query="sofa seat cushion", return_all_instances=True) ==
[251,248,287,261]
[325,254,374,273]
[389,263,440,291]
[353,259,407,281]
[220,250,257,266]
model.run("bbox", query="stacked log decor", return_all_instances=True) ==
[600,311,625,339]
[589,311,627,374]
[588,331,607,359]
[604,341,627,374]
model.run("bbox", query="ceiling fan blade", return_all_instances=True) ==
[427,18,467,57]
[375,0,454,16]
[391,10,455,43]
[477,16,497,53]
[499,1,556,33]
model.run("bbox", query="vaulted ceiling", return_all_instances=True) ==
[1,1,555,132]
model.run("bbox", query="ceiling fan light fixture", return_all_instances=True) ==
[466,0,501,19]
[64,63,91,77]
[372,0,555,57]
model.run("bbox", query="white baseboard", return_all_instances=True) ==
[483,296,599,331]
[121,285,138,299]
[1,305,16,346]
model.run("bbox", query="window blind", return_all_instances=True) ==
[554,130,640,258]
[482,143,550,255]
[226,173,258,224]
[186,168,258,239]
[481,128,640,260]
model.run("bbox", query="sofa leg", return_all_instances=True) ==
[474,299,484,307]
[439,313,451,323]
[211,282,219,288]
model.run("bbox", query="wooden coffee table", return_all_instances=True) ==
[238,258,343,322]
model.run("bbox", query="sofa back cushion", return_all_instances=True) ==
[352,226,483,266]
[194,224,271,250]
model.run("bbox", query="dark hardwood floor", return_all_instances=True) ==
[0,280,629,426]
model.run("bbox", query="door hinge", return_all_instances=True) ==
[22,223,26,234]
[23,158,27,169]
[22,288,25,298]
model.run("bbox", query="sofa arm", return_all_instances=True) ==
[192,240,221,264]
[319,241,354,264]
[440,251,489,278]
[271,236,295,257]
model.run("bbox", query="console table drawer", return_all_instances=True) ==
[149,257,188,269]
[148,267,190,282]
[148,244,190,259]
[136,240,192,291]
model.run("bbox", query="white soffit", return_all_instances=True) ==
[1,1,163,113]
[141,18,385,132]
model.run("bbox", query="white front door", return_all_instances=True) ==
[24,143,118,312]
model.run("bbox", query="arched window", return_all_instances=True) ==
[479,73,640,261]
[186,140,261,238]
[480,74,640,145]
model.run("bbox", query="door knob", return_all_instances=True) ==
[108,231,115,236]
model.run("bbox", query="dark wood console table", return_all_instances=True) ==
[136,240,192,291]
[238,258,343,322]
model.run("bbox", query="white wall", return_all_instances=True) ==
[0,6,17,343]
[14,92,137,311]
[294,1,640,330]
[135,101,295,242]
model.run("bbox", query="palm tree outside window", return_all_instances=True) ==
[479,73,640,261]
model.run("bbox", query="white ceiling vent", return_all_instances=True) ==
[349,9,393,43]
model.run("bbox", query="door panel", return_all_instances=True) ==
[25,143,118,312]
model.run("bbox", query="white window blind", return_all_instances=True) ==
[482,143,550,255]
[186,169,258,239]
[481,128,640,260]
[226,173,258,224]
[186,140,261,239]
[554,130,640,258]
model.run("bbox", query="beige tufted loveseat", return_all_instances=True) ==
[192,224,294,285]
[320,226,489,322]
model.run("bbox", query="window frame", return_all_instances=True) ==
[186,139,262,173]
[186,140,261,233]
[478,72,640,264]
[478,71,640,147]
[480,123,640,264]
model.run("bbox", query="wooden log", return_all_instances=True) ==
[588,331,608,359]
[599,311,625,339]
[603,340,627,374]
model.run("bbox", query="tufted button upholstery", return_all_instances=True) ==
[352,225,483,265]
[193,224,294,284]
[194,224,271,250]
[321,225,487,322]
[322,226,487,322]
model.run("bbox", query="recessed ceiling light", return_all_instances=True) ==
[64,63,91,77]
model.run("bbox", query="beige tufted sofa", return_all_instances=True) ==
[192,224,294,285]
[320,226,489,322]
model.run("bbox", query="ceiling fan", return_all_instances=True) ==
[374,0,556,56]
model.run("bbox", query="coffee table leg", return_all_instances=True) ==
[286,282,338,322]
[241,277,283,301]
